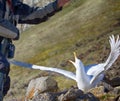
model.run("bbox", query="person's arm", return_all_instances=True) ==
[14,0,69,24]
[0,18,19,40]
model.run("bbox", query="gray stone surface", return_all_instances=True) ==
[26,76,58,100]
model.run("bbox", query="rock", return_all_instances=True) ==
[58,88,99,101]
[25,76,58,100]
[104,58,120,85]
[114,86,120,95]
[102,76,120,95]
[103,76,120,87]
[58,88,84,101]
[31,89,68,101]
[90,86,105,97]
[28,86,100,101]
[115,95,120,101]
[32,92,56,101]
[25,76,120,101]
[83,93,100,101]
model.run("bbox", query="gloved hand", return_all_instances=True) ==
[0,19,19,40]
[57,0,70,8]
[13,29,19,40]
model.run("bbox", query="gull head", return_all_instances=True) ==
[69,52,84,69]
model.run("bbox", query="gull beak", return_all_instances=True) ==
[68,52,77,65]
[69,60,74,65]
[73,52,77,60]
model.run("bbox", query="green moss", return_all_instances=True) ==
[99,94,115,101]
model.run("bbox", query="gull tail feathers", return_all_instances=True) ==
[104,35,120,70]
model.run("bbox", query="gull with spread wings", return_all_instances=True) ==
[10,35,120,92]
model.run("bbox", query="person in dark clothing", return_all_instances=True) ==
[0,0,69,100]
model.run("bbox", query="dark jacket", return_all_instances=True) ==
[0,0,59,40]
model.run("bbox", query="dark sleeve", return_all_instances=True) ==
[0,17,19,40]
[14,1,61,24]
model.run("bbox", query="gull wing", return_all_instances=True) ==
[87,35,120,84]
[10,60,76,81]
[104,35,120,70]
[89,65,104,84]
[86,64,104,76]
[91,73,104,87]
[86,63,105,84]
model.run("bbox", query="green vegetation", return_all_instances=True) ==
[4,0,120,100]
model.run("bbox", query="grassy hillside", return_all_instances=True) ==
[5,0,120,100]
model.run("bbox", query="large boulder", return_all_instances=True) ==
[25,76,58,100]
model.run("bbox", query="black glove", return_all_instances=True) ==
[13,29,19,40]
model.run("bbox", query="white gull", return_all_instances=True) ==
[10,35,120,92]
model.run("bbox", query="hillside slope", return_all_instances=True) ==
[5,0,120,100]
